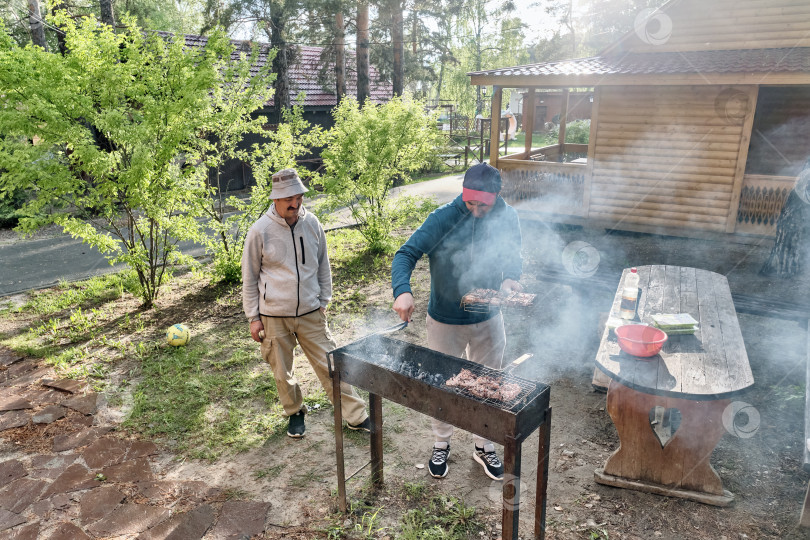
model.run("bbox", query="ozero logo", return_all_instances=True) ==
[714,88,748,125]
[721,401,760,439]
[634,8,673,46]
[488,474,527,511]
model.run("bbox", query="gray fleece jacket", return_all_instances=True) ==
[241,204,332,319]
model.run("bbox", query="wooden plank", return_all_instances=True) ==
[726,86,759,232]
[598,114,746,128]
[490,86,503,168]
[596,131,744,145]
[594,153,739,169]
[678,267,706,392]
[594,469,733,506]
[583,86,600,220]
[694,270,731,396]
[590,198,728,217]
[588,205,727,225]
[558,89,569,153]
[597,123,744,136]
[597,141,741,153]
[710,272,754,391]
[523,89,535,156]
[595,160,736,177]
[592,173,736,190]
[596,147,741,160]
[587,211,728,231]
[590,190,732,209]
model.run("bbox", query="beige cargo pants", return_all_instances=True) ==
[426,312,506,447]
[260,309,368,425]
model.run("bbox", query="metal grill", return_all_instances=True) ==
[460,288,538,314]
[329,333,552,540]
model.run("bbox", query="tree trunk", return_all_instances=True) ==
[99,0,115,27]
[761,190,810,278]
[391,0,404,97]
[356,0,370,104]
[27,0,47,50]
[271,11,291,122]
[335,11,346,102]
[51,0,67,54]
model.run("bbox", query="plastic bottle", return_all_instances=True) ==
[619,268,639,319]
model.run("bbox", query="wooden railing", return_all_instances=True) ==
[498,156,588,216]
[735,174,794,236]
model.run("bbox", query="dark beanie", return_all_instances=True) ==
[463,163,501,193]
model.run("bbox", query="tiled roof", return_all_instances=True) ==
[469,47,810,79]
[156,32,392,107]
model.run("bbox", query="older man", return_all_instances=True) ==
[242,168,370,438]
[391,163,523,480]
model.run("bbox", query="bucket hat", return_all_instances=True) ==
[271,168,307,199]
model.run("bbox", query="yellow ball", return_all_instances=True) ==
[166,323,190,346]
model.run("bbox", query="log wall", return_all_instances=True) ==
[588,85,756,233]
[615,0,810,53]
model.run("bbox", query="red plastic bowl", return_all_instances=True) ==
[615,324,668,358]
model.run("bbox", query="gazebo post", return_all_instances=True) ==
[489,86,502,167]
[558,89,569,159]
[523,89,536,158]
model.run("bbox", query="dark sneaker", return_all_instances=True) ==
[428,443,450,479]
[287,409,306,438]
[347,417,372,433]
[473,443,504,480]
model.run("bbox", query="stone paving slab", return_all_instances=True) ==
[0,521,39,539]
[208,501,271,539]
[0,348,23,367]
[20,388,67,407]
[32,405,66,424]
[86,503,170,536]
[100,457,155,483]
[0,397,31,412]
[29,454,77,480]
[127,440,159,460]
[137,503,215,540]
[82,437,129,469]
[52,427,111,452]
[135,480,219,506]
[46,521,91,540]
[0,509,25,533]
[0,411,29,432]
[41,379,84,394]
[42,464,98,497]
[78,485,124,525]
[0,367,51,389]
[0,478,47,514]
[6,360,38,380]
[60,394,97,416]
[0,461,26,488]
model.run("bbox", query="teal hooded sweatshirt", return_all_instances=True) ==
[391,194,522,325]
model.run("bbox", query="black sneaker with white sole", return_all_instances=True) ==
[473,443,504,480]
[428,442,450,478]
[287,409,306,438]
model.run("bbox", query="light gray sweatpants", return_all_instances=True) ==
[426,312,506,447]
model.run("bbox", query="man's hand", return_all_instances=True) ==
[393,292,415,322]
[250,320,265,343]
[500,279,523,294]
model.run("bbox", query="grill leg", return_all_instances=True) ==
[534,407,552,539]
[370,393,383,487]
[502,437,521,540]
[332,359,347,513]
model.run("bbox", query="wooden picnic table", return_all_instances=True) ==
[593,265,754,506]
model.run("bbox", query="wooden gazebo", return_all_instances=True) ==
[469,0,810,238]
